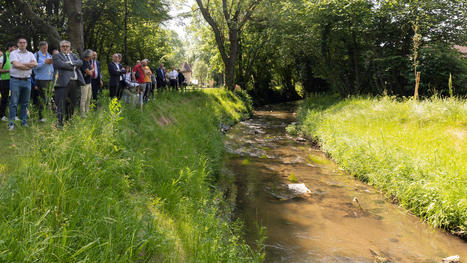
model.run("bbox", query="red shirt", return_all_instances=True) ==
[133,64,145,84]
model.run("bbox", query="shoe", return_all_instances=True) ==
[15,116,20,121]
[21,123,29,128]
[1,116,7,121]
[39,118,47,123]
[8,124,14,131]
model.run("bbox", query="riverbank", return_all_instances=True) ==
[0,89,262,262]
[293,95,466,238]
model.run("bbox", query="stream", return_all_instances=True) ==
[222,103,467,263]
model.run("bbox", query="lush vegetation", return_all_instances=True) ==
[293,95,466,237]
[0,89,262,262]
[0,0,184,69]
[2,0,465,101]
[191,0,466,103]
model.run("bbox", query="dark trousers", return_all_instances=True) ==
[55,80,79,126]
[109,85,118,99]
[91,78,100,100]
[118,81,125,99]
[149,83,155,97]
[157,80,166,92]
[32,80,50,119]
[110,83,123,99]
[143,82,152,101]
[179,81,186,92]
[169,79,178,91]
[0,79,9,118]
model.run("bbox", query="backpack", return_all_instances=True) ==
[135,69,140,79]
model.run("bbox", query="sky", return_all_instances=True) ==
[164,0,196,40]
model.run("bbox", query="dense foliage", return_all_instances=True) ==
[0,90,262,262]
[191,0,467,103]
[295,95,467,237]
[0,0,184,69]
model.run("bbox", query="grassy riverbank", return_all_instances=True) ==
[294,95,466,237]
[0,89,261,262]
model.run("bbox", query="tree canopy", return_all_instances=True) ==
[1,0,466,101]
[191,0,467,103]
[0,0,184,69]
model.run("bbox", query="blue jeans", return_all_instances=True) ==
[9,78,31,126]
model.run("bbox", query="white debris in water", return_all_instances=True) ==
[442,255,460,263]
[287,184,311,195]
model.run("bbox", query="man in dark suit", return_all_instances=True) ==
[90,51,103,101]
[156,63,166,92]
[108,53,125,99]
[52,40,85,127]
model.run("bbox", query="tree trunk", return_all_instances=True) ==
[352,32,360,94]
[124,0,129,64]
[195,0,262,91]
[225,61,235,91]
[64,0,84,53]
[225,28,239,90]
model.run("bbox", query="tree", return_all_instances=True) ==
[64,0,84,52]
[194,0,263,90]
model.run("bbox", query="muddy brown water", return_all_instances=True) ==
[222,104,467,263]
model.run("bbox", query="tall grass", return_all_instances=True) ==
[0,89,263,262]
[296,95,467,237]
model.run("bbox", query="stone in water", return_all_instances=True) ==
[288,184,311,195]
[442,255,460,263]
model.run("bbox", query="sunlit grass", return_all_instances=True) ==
[306,154,331,165]
[0,89,263,262]
[296,95,467,236]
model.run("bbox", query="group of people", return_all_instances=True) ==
[0,37,187,130]
[110,56,186,106]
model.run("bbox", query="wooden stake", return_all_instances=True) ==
[414,71,421,100]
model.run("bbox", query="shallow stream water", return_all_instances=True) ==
[222,103,467,263]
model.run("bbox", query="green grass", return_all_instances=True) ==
[296,95,467,236]
[306,154,331,165]
[0,89,263,262]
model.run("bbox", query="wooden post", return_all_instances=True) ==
[414,71,421,100]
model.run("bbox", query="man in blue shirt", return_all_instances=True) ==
[32,41,54,122]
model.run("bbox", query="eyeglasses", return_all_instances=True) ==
[61,45,70,48]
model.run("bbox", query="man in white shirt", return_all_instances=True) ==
[8,37,37,130]
[168,66,178,91]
